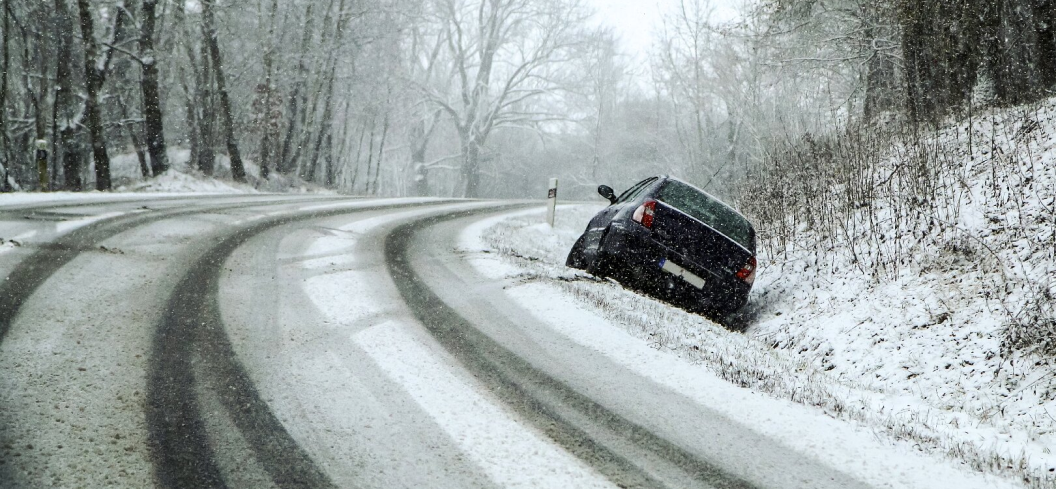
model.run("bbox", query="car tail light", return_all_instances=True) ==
[632,200,657,228]
[736,256,756,285]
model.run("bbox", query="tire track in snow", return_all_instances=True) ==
[353,320,615,488]
[386,211,758,489]
[0,197,342,345]
[0,196,346,487]
[146,200,462,489]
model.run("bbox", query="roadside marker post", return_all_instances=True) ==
[546,178,558,227]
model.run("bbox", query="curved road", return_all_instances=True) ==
[0,195,1010,488]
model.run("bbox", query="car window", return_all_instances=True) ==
[615,177,657,204]
[657,180,755,251]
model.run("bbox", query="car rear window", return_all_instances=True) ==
[657,180,755,251]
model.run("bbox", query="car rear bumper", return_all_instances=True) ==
[602,222,751,312]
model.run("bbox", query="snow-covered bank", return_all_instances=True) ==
[3,146,335,199]
[742,99,1056,486]
[469,204,1051,488]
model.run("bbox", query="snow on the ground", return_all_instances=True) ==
[0,216,229,487]
[0,230,35,256]
[0,238,17,255]
[260,202,612,488]
[114,168,259,194]
[742,99,1056,487]
[466,204,1050,488]
[114,148,334,194]
[354,321,614,489]
[2,146,335,200]
[510,282,1016,489]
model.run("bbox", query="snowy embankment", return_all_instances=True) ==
[4,146,333,197]
[747,100,1056,486]
[468,204,1051,488]
[112,148,333,194]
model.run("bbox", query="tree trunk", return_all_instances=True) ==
[1035,0,1056,89]
[76,0,119,191]
[295,0,343,182]
[1,0,9,191]
[118,96,150,177]
[409,108,442,197]
[370,111,390,195]
[185,95,199,169]
[278,3,315,174]
[53,0,82,190]
[358,118,376,193]
[326,97,352,187]
[305,72,337,183]
[258,0,280,181]
[173,1,205,174]
[348,121,368,192]
[862,4,901,121]
[305,0,350,186]
[141,0,168,176]
[995,0,1041,104]
[196,42,215,175]
[864,51,900,120]
[461,138,482,198]
[201,0,246,182]
[277,89,301,174]
[411,133,428,197]
[259,121,273,181]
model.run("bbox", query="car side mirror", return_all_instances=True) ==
[598,185,617,204]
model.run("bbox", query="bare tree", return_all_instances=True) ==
[2,0,12,190]
[423,0,590,197]
[303,0,353,184]
[580,28,628,181]
[277,2,316,175]
[256,0,281,180]
[402,17,447,196]
[76,0,125,190]
[140,0,168,175]
[655,0,717,181]
[52,0,82,190]
[201,0,246,182]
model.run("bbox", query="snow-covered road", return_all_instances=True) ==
[0,196,1023,488]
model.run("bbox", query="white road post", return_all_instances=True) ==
[546,178,558,227]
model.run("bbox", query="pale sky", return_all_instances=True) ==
[586,0,747,61]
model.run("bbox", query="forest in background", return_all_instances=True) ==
[0,0,1054,201]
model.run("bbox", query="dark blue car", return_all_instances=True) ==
[566,176,757,314]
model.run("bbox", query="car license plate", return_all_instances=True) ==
[659,258,705,289]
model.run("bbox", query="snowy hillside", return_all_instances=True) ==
[477,99,1056,489]
[742,100,1056,487]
